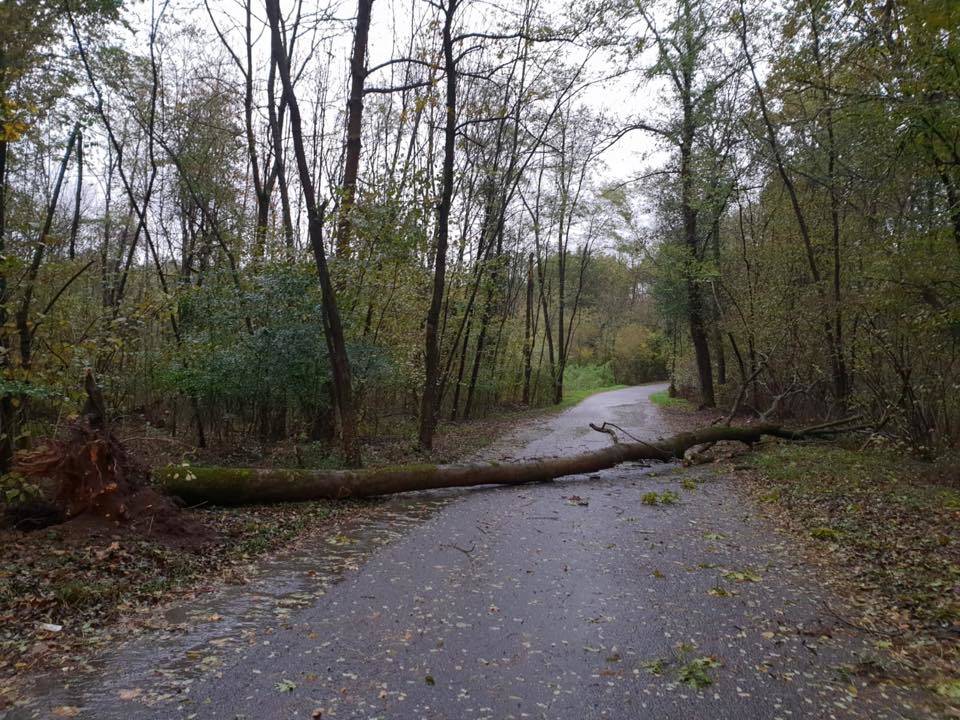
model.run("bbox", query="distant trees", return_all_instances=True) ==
[6,0,951,468]
[609,0,740,408]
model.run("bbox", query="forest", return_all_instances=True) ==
[0,0,959,714]
[1,0,957,471]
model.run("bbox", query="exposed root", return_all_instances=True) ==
[14,419,146,521]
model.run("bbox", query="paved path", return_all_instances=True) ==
[9,384,927,719]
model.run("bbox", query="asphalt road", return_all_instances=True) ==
[9,384,929,719]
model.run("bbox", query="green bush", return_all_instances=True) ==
[563,363,616,393]
[609,323,668,384]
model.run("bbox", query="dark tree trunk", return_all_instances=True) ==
[267,0,360,466]
[69,130,83,259]
[687,284,715,407]
[335,0,373,258]
[713,326,726,387]
[16,124,80,370]
[0,138,11,473]
[418,0,459,450]
[807,5,848,402]
[522,252,534,404]
[739,3,845,405]
[449,315,472,421]
[266,55,295,251]
[464,220,504,420]
[680,126,714,407]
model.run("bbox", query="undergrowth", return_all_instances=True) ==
[557,363,626,410]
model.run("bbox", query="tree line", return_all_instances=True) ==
[623,0,958,454]
[0,0,668,470]
[0,0,956,472]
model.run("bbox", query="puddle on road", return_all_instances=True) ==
[15,491,455,716]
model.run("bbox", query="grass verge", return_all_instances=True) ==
[738,442,960,702]
[649,389,691,408]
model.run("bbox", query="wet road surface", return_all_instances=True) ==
[8,384,929,719]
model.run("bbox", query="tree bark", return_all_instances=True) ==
[267,0,360,465]
[69,130,83,259]
[16,123,80,370]
[418,0,459,450]
[738,0,845,404]
[335,0,373,258]
[522,251,534,404]
[158,422,834,506]
[0,137,11,473]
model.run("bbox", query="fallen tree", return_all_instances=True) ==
[157,419,864,506]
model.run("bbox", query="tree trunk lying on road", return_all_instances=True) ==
[157,422,853,506]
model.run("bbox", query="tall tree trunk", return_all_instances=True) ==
[449,315,472,421]
[522,252,534,404]
[680,122,715,407]
[808,1,848,402]
[464,209,504,420]
[0,138,12,472]
[267,0,360,466]
[418,0,458,450]
[739,1,845,405]
[241,0,270,260]
[713,327,726,387]
[710,222,725,388]
[554,142,568,405]
[69,130,83,259]
[267,55,295,252]
[16,124,80,370]
[335,0,373,258]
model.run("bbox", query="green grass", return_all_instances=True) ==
[642,490,680,505]
[556,383,628,410]
[555,363,626,410]
[649,390,691,408]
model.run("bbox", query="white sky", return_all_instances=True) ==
[172,0,665,182]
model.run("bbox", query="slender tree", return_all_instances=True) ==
[267,0,361,465]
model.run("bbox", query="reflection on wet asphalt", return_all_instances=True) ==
[8,384,929,719]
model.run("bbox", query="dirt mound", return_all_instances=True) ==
[50,486,213,550]
[10,395,212,547]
